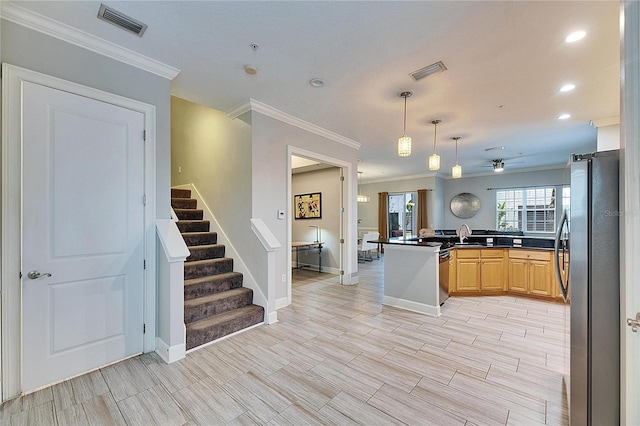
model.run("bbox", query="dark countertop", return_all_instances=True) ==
[376,234,555,251]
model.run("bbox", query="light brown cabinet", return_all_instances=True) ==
[479,249,507,291]
[448,247,560,301]
[452,249,507,294]
[455,249,481,292]
[508,250,553,297]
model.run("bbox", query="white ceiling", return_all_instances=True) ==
[7,1,620,181]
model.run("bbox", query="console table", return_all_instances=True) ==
[292,241,323,272]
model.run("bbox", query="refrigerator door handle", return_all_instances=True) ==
[554,209,569,302]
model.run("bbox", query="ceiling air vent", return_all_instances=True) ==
[97,4,147,37]
[409,61,447,82]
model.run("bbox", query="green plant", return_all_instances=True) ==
[497,201,507,230]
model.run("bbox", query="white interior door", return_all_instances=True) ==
[21,81,145,392]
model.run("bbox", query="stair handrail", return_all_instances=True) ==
[172,183,277,324]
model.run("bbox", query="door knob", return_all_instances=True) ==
[627,312,640,333]
[27,270,52,280]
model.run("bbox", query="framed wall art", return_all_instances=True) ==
[294,192,322,219]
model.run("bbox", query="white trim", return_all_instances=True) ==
[171,183,275,324]
[621,2,640,423]
[155,338,186,364]
[591,116,621,128]
[286,146,356,305]
[382,296,441,317]
[275,297,289,310]
[227,99,361,150]
[0,3,180,80]
[1,63,157,401]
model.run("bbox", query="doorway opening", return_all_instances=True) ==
[286,147,354,306]
[388,192,417,238]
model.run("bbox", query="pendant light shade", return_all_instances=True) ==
[397,91,413,157]
[428,119,441,170]
[452,136,462,179]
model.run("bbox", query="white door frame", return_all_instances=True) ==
[621,1,640,423]
[286,146,355,305]
[1,64,157,401]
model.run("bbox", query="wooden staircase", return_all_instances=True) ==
[171,188,264,350]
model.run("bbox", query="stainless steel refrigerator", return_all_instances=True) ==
[554,149,620,425]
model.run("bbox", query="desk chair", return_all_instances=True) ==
[358,232,380,262]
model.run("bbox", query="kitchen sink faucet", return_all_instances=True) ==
[457,223,472,244]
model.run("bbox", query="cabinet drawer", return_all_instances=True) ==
[508,250,551,261]
[480,249,504,258]
[456,249,481,259]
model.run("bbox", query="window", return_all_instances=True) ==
[496,186,567,233]
[388,192,417,238]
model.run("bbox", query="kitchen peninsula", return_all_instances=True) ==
[381,240,443,316]
[378,232,563,317]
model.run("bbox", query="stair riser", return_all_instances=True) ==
[175,209,204,220]
[178,221,210,233]
[182,233,218,246]
[184,259,233,280]
[184,274,243,301]
[186,307,264,350]
[187,245,225,262]
[171,188,191,199]
[185,290,253,324]
[171,198,197,209]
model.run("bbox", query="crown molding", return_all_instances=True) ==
[590,116,620,128]
[0,2,180,80]
[226,99,361,150]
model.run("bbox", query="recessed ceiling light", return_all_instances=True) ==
[244,65,258,75]
[560,83,576,92]
[558,113,571,120]
[565,31,586,43]
[309,78,325,88]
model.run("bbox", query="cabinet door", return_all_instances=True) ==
[508,257,528,293]
[448,251,457,293]
[457,258,480,291]
[481,257,505,291]
[529,259,553,297]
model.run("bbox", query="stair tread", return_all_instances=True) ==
[186,244,223,250]
[186,304,263,331]
[184,287,251,308]
[184,272,242,286]
[185,257,231,266]
[174,208,202,212]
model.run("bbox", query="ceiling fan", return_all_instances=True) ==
[481,158,524,172]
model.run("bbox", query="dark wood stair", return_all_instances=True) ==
[171,188,264,350]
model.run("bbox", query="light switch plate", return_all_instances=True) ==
[277,209,285,220]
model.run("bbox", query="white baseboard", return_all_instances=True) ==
[275,296,289,310]
[382,295,440,317]
[155,337,185,363]
[267,311,279,324]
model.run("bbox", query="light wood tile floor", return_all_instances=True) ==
[1,258,570,425]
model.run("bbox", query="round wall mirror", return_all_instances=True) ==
[450,193,480,219]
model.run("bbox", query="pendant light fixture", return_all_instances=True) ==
[397,91,413,157]
[428,119,441,170]
[452,136,462,179]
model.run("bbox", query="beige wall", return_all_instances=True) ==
[292,167,342,272]
[357,175,439,234]
[171,96,257,276]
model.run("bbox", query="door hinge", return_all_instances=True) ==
[340,207,345,213]
[340,238,344,244]
[143,130,146,141]
[340,176,345,181]
[143,259,146,270]
[143,194,146,205]
[340,270,344,275]
[19,271,22,279]
[143,323,146,334]
[627,312,640,332]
